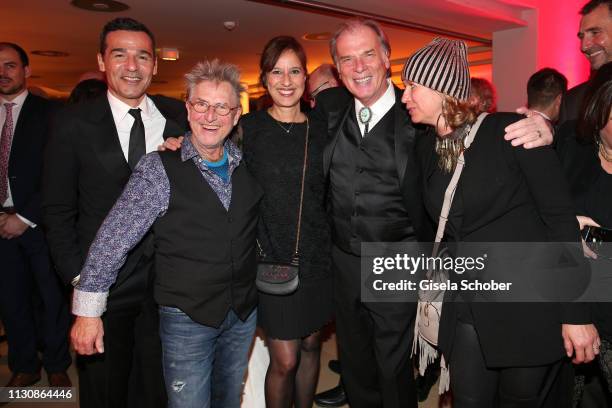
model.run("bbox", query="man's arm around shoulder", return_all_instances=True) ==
[71,152,170,354]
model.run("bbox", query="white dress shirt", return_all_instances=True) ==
[71,92,168,287]
[107,91,167,159]
[1,89,36,228]
[354,80,396,137]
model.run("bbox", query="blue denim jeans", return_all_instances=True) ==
[159,306,257,408]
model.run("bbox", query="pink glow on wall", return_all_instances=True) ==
[537,0,590,88]
[470,65,493,83]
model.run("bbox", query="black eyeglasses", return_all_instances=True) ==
[188,100,240,116]
[309,81,330,101]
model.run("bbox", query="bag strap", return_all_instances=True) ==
[291,118,309,262]
[432,112,488,256]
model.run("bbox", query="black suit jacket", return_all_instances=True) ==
[313,86,433,242]
[555,120,602,207]
[558,81,589,126]
[7,93,56,223]
[421,113,589,366]
[42,94,187,308]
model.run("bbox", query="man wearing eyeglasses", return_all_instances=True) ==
[68,58,262,408]
[42,17,188,408]
[307,63,340,108]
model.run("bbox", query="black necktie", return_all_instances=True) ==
[128,108,146,169]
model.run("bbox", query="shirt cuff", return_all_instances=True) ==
[72,288,108,317]
[16,214,37,228]
[71,274,81,287]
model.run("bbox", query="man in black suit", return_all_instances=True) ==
[313,19,556,408]
[559,0,612,124]
[527,68,567,124]
[42,18,187,408]
[0,42,71,388]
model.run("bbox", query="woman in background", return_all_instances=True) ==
[557,62,612,402]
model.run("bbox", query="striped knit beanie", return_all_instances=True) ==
[402,37,470,101]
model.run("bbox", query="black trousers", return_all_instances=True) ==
[450,320,567,408]
[0,227,71,374]
[77,270,166,408]
[332,245,417,408]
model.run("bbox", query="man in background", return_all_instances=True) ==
[527,68,568,124]
[559,0,612,123]
[0,42,71,388]
[307,63,340,108]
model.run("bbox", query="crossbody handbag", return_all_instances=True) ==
[412,112,488,393]
[255,118,310,295]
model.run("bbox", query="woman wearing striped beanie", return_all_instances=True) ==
[402,38,598,407]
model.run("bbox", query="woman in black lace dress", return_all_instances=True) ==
[241,36,332,408]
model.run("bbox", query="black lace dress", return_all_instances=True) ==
[241,110,332,339]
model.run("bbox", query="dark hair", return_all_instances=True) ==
[579,62,612,141]
[99,17,155,55]
[580,0,612,15]
[68,79,107,104]
[469,78,497,113]
[0,42,29,67]
[526,68,567,109]
[259,36,307,88]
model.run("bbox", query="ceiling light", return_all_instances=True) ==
[223,21,238,31]
[31,50,70,57]
[303,32,332,41]
[159,48,179,61]
[71,0,129,12]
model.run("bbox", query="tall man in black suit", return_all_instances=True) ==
[42,18,187,408]
[0,42,71,389]
[313,19,556,408]
[559,0,612,124]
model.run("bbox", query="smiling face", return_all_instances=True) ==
[97,30,157,107]
[579,4,612,70]
[335,25,390,107]
[401,81,444,126]
[0,46,30,99]
[186,80,241,157]
[265,49,306,109]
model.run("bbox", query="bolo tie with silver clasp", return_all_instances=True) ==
[358,106,372,136]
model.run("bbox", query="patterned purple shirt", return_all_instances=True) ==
[72,135,242,317]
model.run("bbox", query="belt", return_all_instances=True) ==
[1,206,16,214]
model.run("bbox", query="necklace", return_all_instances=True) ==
[274,120,295,134]
[435,123,471,173]
[599,141,612,163]
[269,109,301,134]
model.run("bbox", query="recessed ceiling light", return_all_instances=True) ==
[303,32,332,41]
[31,50,70,57]
[159,48,179,61]
[71,0,129,12]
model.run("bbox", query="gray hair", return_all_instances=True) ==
[329,18,391,66]
[184,59,245,103]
